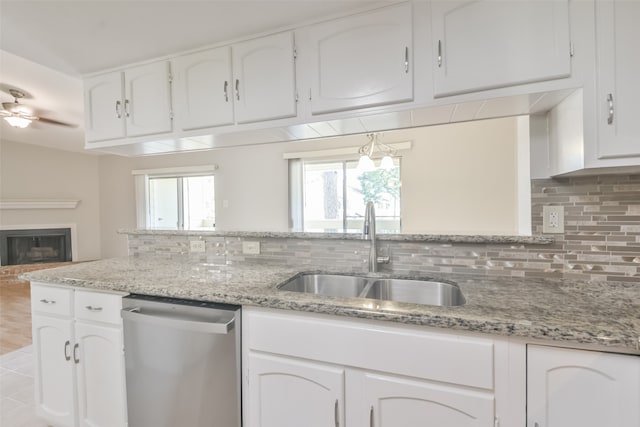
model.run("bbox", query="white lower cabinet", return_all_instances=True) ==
[31,283,127,427]
[362,372,494,427]
[248,353,345,427]
[243,307,509,427]
[527,345,640,427]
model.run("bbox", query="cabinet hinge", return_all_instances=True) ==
[569,42,575,57]
[293,46,297,60]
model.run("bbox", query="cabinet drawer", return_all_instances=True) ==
[31,283,73,316]
[246,308,494,390]
[74,291,123,325]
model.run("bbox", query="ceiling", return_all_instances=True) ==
[0,0,386,153]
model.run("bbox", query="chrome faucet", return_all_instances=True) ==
[363,201,390,273]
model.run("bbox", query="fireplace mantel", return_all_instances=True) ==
[0,199,80,209]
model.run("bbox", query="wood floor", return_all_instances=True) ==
[0,263,73,355]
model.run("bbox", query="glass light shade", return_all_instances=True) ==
[357,155,375,172]
[380,155,394,170]
[4,116,31,128]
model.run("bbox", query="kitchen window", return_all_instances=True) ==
[133,166,217,230]
[290,158,401,233]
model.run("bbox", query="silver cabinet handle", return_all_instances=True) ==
[223,81,229,102]
[39,299,56,304]
[64,340,71,361]
[85,305,103,312]
[124,99,130,117]
[73,343,80,364]
[334,399,339,427]
[115,100,122,118]
[607,93,614,125]
[235,79,240,101]
[370,406,374,427]
[404,46,409,73]
[437,40,443,67]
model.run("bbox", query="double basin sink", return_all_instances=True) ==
[278,273,465,307]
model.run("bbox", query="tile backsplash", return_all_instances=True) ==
[127,174,640,283]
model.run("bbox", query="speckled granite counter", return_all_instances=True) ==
[119,229,554,245]
[22,255,639,354]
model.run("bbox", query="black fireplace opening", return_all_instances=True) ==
[0,228,72,266]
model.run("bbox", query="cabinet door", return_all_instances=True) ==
[124,61,173,137]
[596,0,640,159]
[363,372,495,427]
[232,32,297,124]
[84,72,125,142]
[303,3,413,115]
[431,0,571,97]
[527,345,640,427]
[74,322,127,427]
[32,315,76,427]
[172,47,234,131]
[247,352,344,427]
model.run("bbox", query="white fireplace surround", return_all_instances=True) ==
[0,224,78,265]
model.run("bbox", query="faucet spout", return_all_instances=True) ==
[363,201,388,273]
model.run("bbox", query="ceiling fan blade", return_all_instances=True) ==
[35,116,78,128]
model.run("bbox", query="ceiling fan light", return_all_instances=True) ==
[4,115,32,128]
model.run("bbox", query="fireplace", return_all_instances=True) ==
[0,228,72,266]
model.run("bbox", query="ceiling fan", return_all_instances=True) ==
[0,88,76,128]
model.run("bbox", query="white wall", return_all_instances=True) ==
[98,116,524,256]
[0,139,101,261]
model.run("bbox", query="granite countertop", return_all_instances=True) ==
[22,255,640,355]
[119,229,554,245]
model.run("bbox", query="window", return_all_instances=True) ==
[291,158,401,233]
[133,166,217,230]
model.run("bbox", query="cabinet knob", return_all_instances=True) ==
[85,305,103,312]
[39,299,56,305]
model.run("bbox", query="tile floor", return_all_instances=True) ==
[0,346,48,427]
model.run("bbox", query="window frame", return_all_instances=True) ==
[132,165,218,230]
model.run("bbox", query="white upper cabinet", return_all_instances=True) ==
[84,72,126,142]
[595,0,640,159]
[123,61,173,137]
[300,3,413,115]
[84,61,172,142]
[431,0,571,97]
[232,32,297,124]
[172,47,234,131]
[527,345,640,427]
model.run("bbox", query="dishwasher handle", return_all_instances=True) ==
[121,307,235,335]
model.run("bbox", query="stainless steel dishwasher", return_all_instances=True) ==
[121,294,241,427]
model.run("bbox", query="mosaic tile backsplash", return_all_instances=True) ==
[127,174,640,283]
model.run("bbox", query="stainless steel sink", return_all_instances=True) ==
[364,279,466,306]
[278,274,369,298]
[278,274,465,307]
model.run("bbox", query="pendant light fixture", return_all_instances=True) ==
[356,132,397,172]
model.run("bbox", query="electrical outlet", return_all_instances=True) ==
[543,206,565,234]
[189,240,206,253]
[242,241,260,255]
